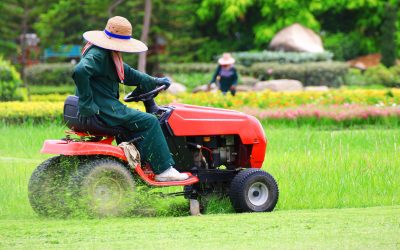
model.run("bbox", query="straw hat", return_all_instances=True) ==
[218,53,235,65]
[83,16,148,53]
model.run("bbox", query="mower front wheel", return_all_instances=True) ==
[229,169,279,212]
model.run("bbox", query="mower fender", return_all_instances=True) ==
[40,140,127,161]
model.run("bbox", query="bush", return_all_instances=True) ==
[231,51,333,66]
[25,63,75,86]
[161,63,221,74]
[161,62,348,87]
[364,64,400,87]
[344,69,367,86]
[250,62,349,87]
[0,58,22,101]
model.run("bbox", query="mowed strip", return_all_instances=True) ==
[0,206,399,249]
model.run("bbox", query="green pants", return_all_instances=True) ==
[118,111,174,174]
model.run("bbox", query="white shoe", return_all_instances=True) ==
[155,167,189,182]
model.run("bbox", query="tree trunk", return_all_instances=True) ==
[138,0,151,73]
[20,2,31,100]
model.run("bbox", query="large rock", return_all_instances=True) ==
[269,23,324,53]
[167,82,187,94]
[240,76,259,86]
[236,85,253,92]
[253,79,303,92]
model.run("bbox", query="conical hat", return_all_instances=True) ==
[83,16,148,53]
[218,53,235,65]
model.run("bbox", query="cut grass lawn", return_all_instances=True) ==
[1,124,399,248]
[0,124,399,219]
[0,206,399,249]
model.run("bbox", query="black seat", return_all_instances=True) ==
[63,95,126,136]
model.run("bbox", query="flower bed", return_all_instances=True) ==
[1,101,399,127]
[2,88,400,125]
[243,104,400,127]
[27,89,400,108]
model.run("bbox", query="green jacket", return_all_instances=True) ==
[73,46,158,126]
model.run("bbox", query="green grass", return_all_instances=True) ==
[0,124,399,219]
[29,85,75,95]
[342,84,388,89]
[266,128,400,209]
[1,124,399,248]
[170,73,210,91]
[0,206,399,249]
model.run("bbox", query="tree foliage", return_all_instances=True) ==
[380,2,398,67]
[0,0,52,59]
[196,0,399,60]
[0,0,399,65]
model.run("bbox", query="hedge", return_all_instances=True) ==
[160,63,246,74]
[25,63,75,86]
[231,51,333,66]
[162,62,349,87]
[249,62,349,87]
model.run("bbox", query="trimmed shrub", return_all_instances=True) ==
[365,64,400,87]
[0,58,22,101]
[231,51,333,66]
[161,62,348,87]
[25,63,75,86]
[344,68,367,86]
[162,63,227,74]
[250,62,349,87]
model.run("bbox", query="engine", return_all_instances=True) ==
[186,135,251,170]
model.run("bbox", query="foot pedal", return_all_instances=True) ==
[135,165,199,187]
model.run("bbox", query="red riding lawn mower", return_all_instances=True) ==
[28,86,279,217]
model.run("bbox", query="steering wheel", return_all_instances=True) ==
[124,85,167,102]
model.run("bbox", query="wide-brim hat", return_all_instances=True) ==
[218,53,235,65]
[83,16,148,53]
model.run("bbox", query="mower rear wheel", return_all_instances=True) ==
[229,169,279,212]
[28,156,78,217]
[68,157,135,217]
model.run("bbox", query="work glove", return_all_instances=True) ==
[155,77,171,90]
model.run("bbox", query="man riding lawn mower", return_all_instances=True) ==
[28,16,279,217]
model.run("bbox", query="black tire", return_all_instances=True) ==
[68,157,135,217]
[229,169,279,212]
[28,156,79,217]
